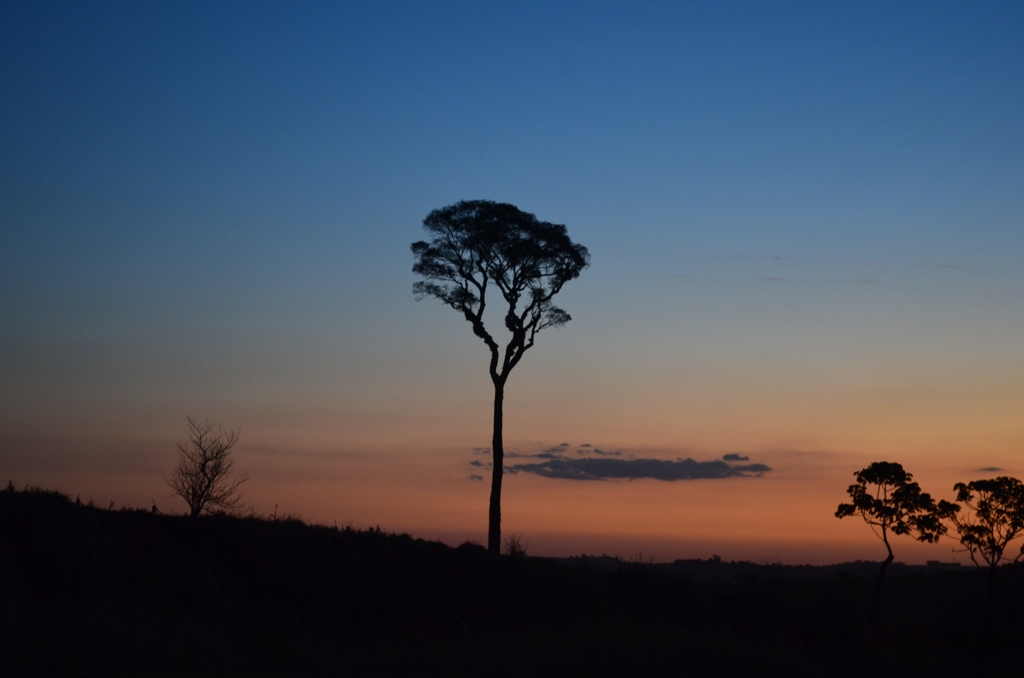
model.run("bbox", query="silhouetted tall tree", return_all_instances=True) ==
[411,200,590,554]
[836,461,948,595]
[166,416,247,518]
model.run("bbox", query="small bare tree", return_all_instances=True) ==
[166,416,247,517]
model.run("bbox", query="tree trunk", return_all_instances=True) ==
[986,567,996,632]
[869,538,894,622]
[487,378,505,555]
[873,533,895,594]
[873,550,894,595]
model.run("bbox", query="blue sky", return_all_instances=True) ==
[2,1,1023,563]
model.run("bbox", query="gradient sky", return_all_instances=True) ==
[3,1,1023,565]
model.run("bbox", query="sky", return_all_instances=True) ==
[2,1,1023,565]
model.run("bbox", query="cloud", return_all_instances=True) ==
[539,444,622,458]
[977,466,1003,473]
[508,456,770,481]
[467,442,770,482]
[757,275,882,285]
[468,474,484,482]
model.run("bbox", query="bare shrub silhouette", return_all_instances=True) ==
[166,416,247,517]
[502,532,528,558]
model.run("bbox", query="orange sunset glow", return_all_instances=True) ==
[3,1,1023,570]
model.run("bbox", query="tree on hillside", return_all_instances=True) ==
[835,461,949,595]
[942,476,1024,627]
[411,200,590,554]
[166,416,247,518]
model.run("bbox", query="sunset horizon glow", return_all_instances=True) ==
[3,1,1023,566]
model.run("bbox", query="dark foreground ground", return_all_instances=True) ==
[3,486,1023,677]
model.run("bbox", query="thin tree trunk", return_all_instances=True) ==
[869,536,894,622]
[873,550,894,596]
[488,378,505,555]
[986,568,996,632]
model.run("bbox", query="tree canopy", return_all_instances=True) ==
[411,200,590,383]
[945,476,1024,571]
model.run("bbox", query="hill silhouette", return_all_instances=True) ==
[2,484,1022,676]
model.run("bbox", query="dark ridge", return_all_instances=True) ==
[2,484,1022,676]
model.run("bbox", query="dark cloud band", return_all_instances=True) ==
[508,456,769,481]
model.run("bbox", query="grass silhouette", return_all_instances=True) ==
[3,483,1023,676]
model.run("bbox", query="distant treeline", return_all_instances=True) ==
[2,484,1023,677]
